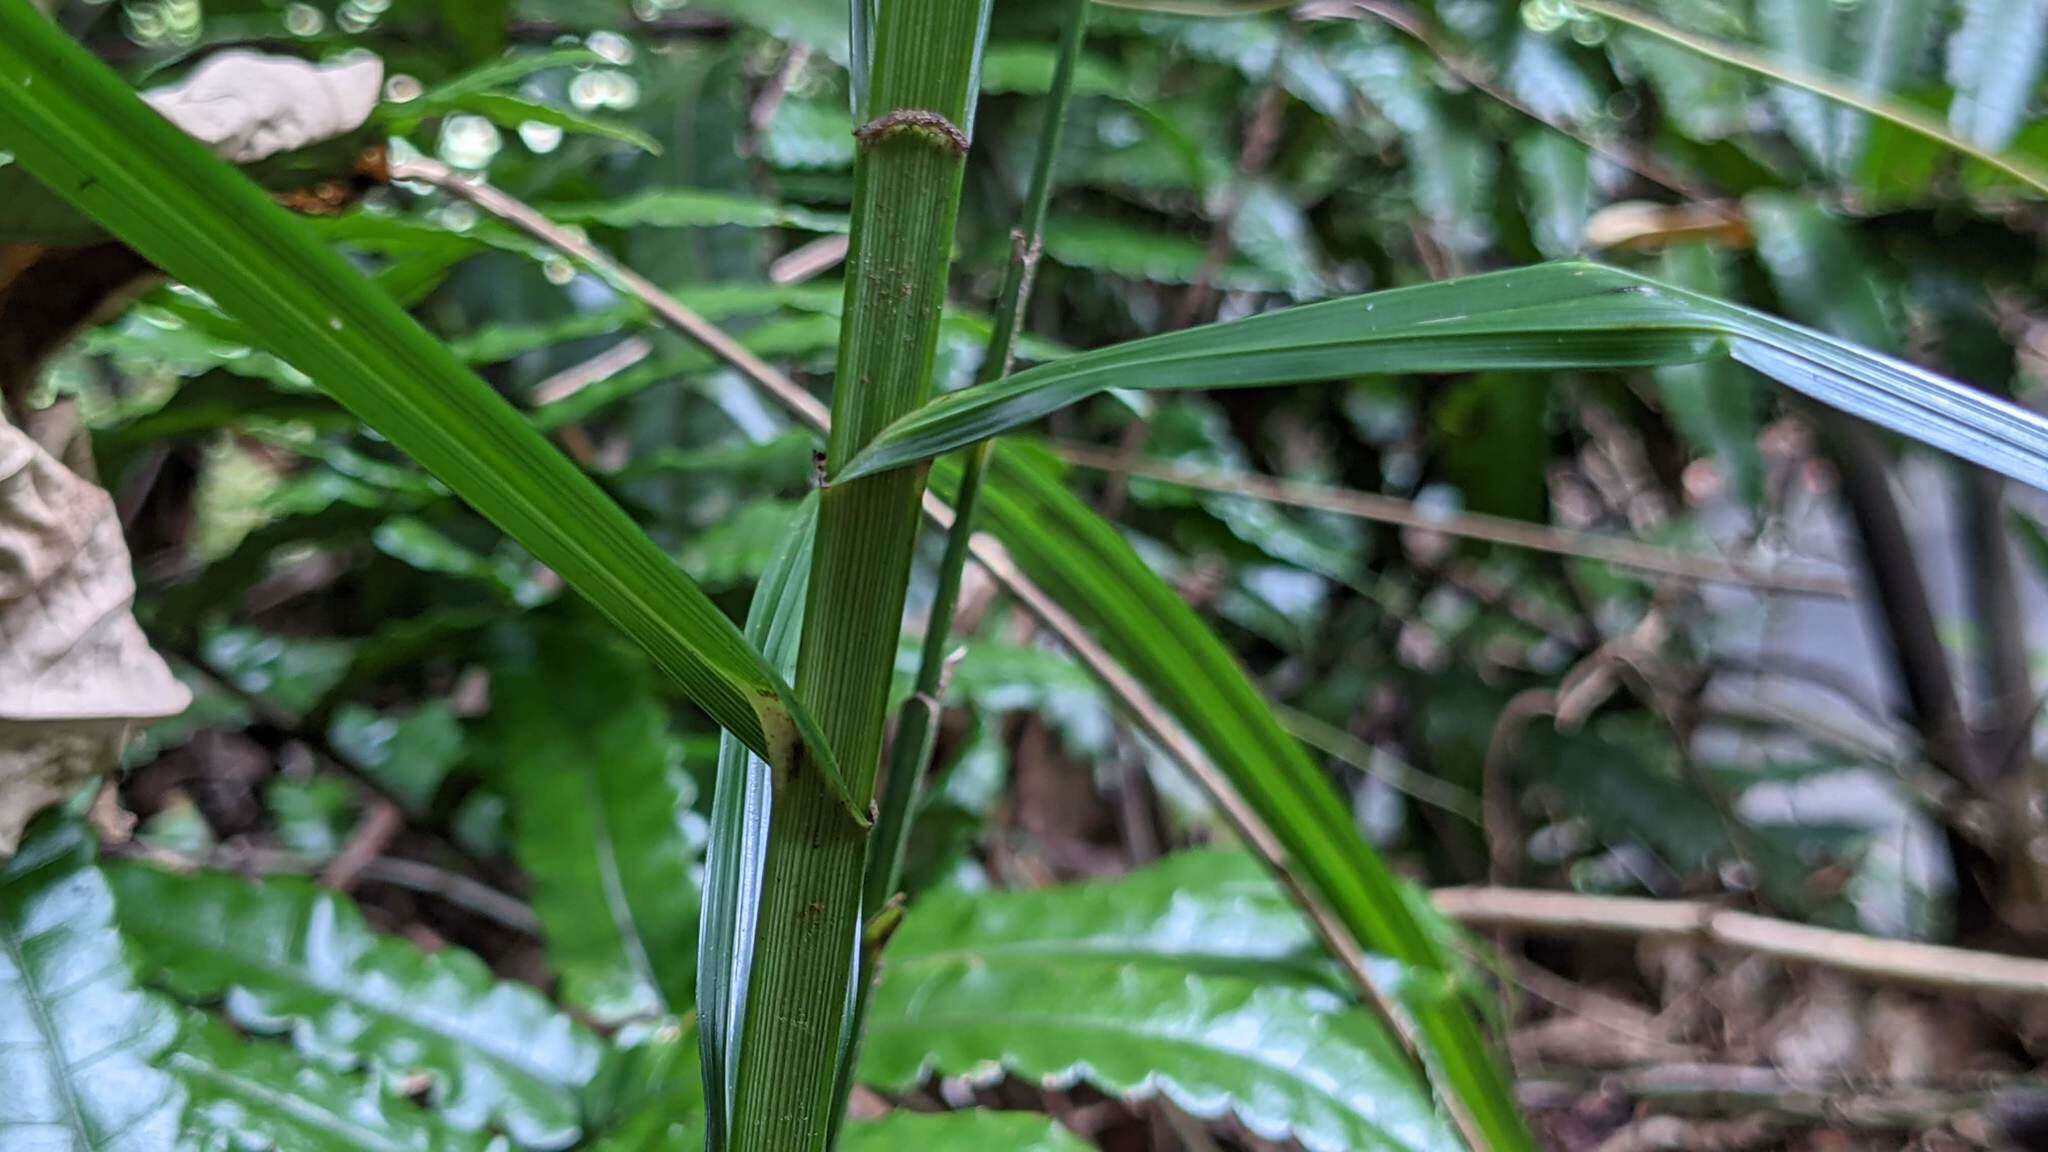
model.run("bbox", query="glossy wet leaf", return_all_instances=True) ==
[887,850,1331,986]
[483,630,704,1026]
[861,857,1460,1152]
[840,262,2048,496]
[109,864,606,1150]
[950,444,1531,1151]
[0,3,823,777]
[172,1011,496,1152]
[838,1110,1092,1152]
[0,819,184,1152]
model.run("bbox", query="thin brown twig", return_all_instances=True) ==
[318,797,404,892]
[112,840,541,933]
[529,336,652,406]
[1518,1063,2018,1132]
[1433,886,2048,997]
[1051,439,1856,597]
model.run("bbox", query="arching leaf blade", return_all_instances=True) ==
[840,262,2048,495]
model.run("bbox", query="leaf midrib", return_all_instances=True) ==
[0,904,93,1149]
[169,1050,413,1152]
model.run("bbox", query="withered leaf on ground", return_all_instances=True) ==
[0,416,188,854]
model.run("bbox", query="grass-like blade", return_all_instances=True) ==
[839,262,2048,493]
[699,495,818,1152]
[948,443,1533,1151]
[0,1,837,787]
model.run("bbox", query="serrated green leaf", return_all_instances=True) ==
[0,819,184,1152]
[482,629,704,1026]
[0,1,826,784]
[838,262,2048,494]
[944,443,1530,1150]
[171,1011,495,1152]
[838,1110,1091,1152]
[886,850,1331,985]
[861,858,1459,1152]
[1946,0,2048,150]
[109,865,605,1150]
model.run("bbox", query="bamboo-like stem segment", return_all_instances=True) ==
[728,3,989,1148]
[836,3,1091,1135]
[866,0,1091,918]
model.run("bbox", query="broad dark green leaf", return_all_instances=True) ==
[885,850,1329,985]
[861,857,1460,1152]
[0,2,827,782]
[0,819,184,1152]
[945,444,1531,1151]
[839,262,2048,495]
[838,1111,1091,1152]
[697,494,818,1152]
[482,629,704,1026]
[172,1011,495,1152]
[109,865,605,1150]
[1946,0,2048,150]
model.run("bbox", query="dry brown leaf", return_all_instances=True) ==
[0,417,187,854]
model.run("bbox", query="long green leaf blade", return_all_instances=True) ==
[0,820,184,1152]
[839,263,2048,493]
[698,496,818,1152]
[0,1,820,775]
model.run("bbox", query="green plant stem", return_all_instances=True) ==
[865,0,1090,918]
[832,10,1090,1142]
[728,2,989,1148]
